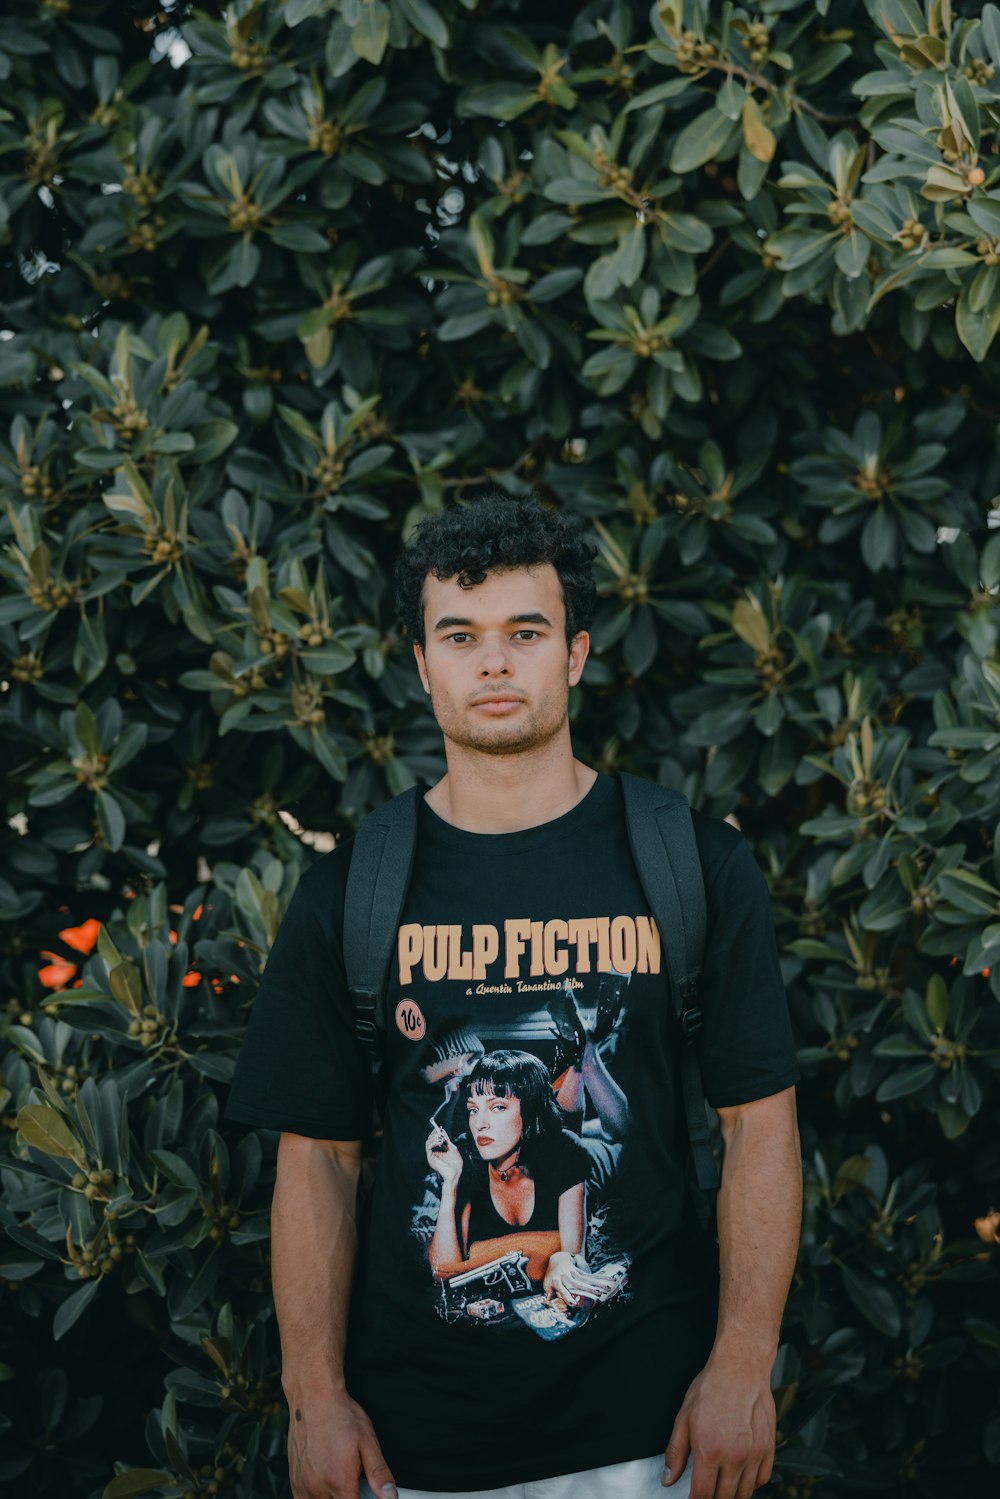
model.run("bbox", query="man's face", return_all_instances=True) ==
[413,564,589,758]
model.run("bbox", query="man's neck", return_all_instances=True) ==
[423,749,598,835]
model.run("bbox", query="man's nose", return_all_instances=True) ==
[478,640,513,675]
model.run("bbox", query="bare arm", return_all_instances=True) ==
[543,1181,588,1301]
[558,1179,586,1255]
[665,1086,802,1499]
[272,1133,396,1499]
[424,1125,465,1275]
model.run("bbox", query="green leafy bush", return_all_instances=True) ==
[1,1,998,1495]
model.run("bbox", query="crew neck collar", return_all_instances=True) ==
[417,770,616,854]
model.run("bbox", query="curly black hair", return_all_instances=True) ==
[393,487,597,648]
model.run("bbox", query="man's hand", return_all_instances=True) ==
[664,1088,800,1497]
[662,1358,775,1499]
[287,1391,397,1499]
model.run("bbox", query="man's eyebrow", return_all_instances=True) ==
[432,612,554,631]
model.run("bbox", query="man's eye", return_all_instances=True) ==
[514,630,537,640]
[447,633,469,643]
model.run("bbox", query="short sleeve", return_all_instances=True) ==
[224,853,374,1140]
[552,1130,593,1193]
[696,838,799,1109]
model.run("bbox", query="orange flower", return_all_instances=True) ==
[38,953,78,989]
[209,975,241,995]
[57,918,101,955]
[974,1209,1000,1245]
[181,971,201,988]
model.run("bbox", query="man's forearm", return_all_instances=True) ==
[272,1134,362,1403]
[710,1090,802,1373]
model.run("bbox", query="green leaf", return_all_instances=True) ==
[397,0,449,47]
[967,197,1000,238]
[96,791,127,852]
[300,644,357,674]
[841,1267,901,1337]
[313,731,348,780]
[150,1149,201,1190]
[670,108,735,174]
[624,76,694,113]
[75,701,102,756]
[875,1062,937,1100]
[269,222,332,253]
[53,1277,101,1341]
[149,432,195,455]
[437,310,495,341]
[285,0,328,21]
[0,339,37,388]
[956,276,1000,362]
[584,252,624,302]
[458,83,537,121]
[530,267,583,303]
[659,212,712,254]
[785,939,844,961]
[860,505,898,572]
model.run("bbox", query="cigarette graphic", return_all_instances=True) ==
[423,1028,484,1127]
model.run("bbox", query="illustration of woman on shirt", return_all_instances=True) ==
[424,1048,607,1305]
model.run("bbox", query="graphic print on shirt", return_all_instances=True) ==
[400,913,661,1340]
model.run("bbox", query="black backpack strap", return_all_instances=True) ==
[618,772,720,1201]
[343,785,422,1072]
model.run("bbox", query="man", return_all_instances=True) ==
[226,491,802,1499]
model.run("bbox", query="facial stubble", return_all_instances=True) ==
[424,667,571,759]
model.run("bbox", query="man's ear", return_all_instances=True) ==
[568,630,590,686]
[413,640,430,694]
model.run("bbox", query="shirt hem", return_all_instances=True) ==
[706,1066,801,1110]
[223,1103,367,1139]
[392,1436,669,1491]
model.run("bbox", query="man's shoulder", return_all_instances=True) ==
[610,774,748,890]
[688,806,746,882]
[292,835,357,909]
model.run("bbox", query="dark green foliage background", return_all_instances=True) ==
[1,0,999,1495]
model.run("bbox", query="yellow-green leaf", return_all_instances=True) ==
[742,95,776,164]
[109,958,143,1015]
[352,0,390,65]
[469,212,495,280]
[17,1104,84,1162]
[833,1154,870,1200]
[925,974,949,1032]
[731,596,772,652]
[103,1470,175,1499]
[200,1335,232,1377]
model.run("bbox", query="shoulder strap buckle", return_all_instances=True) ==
[353,987,378,1056]
[681,1005,703,1039]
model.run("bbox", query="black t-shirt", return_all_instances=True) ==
[226,772,799,1491]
